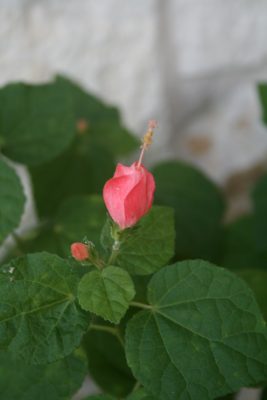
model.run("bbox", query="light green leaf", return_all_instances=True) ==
[0,80,75,165]
[153,161,225,261]
[126,260,267,400]
[115,206,175,275]
[78,266,135,324]
[0,252,89,364]
[83,329,135,397]
[0,159,25,244]
[0,351,87,400]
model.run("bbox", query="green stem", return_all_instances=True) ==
[108,240,120,265]
[90,324,124,347]
[130,301,152,310]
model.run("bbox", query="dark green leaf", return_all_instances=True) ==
[258,84,267,125]
[78,266,135,324]
[0,80,75,165]
[82,396,114,400]
[0,350,87,400]
[237,269,267,321]
[222,215,266,270]
[0,158,25,244]
[153,161,225,261]
[0,252,89,364]
[115,206,175,275]
[127,388,156,400]
[55,75,138,157]
[252,174,267,255]
[29,75,138,218]
[30,137,115,217]
[126,260,267,400]
[17,195,107,258]
[83,330,135,397]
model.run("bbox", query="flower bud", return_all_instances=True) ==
[71,242,89,261]
[103,162,155,230]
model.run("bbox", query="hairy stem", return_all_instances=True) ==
[130,301,152,310]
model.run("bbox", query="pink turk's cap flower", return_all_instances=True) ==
[71,242,89,261]
[103,162,156,229]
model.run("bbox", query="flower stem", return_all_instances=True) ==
[130,301,152,310]
[108,240,120,265]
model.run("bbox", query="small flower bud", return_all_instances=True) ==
[71,242,89,261]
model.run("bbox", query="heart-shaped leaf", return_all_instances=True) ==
[0,80,75,165]
[113,206,175,275]
[78,266,135,324]
[126,260,267,399]
[0,252,89,364]
[0,351,87,400]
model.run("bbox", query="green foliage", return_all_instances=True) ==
[252,174,267,255]
[222,215,266,270]
[258,83,267,125]
[82,396,115,400]
[114,206,175,275]
[17,195,107,258]
[153,161,225,261]
[83,329,135,397]
[0,80,75,165]
[127,389,156,400]
[78,266,135,323]
[126,260,267,400]
[0,252,89,364]
[237,269,267,321]
[0,351,87,400]
[0,158,25,244]
[29,75,137,217]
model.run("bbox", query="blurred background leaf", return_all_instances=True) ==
[29,76,138,218]
[0,158,25,244]
[152,161,225,262]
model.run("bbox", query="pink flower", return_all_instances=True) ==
[103,162,155,230]
[71,242,89,261]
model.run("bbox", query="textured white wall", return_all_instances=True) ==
[1,0,267,183]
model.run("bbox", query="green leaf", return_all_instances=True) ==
[0,159,25,244]
[29,137,115,218]
[0,252,89,364]
[153,161,225,261]
[82,396,115,400]
[252,174,267,254]
[222,215,266,270]
[0,80,75,165]
[126,260,267,400]
[78,266,135,324]
[55,75,138,157]
[29,75,138,218]
[17,195,107,258]
[114,206,175,275]
[258,83,267,125]
[83,330,135,397]
[127,388,156,400]
[0,351,87,400]
[237,269,267,321]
